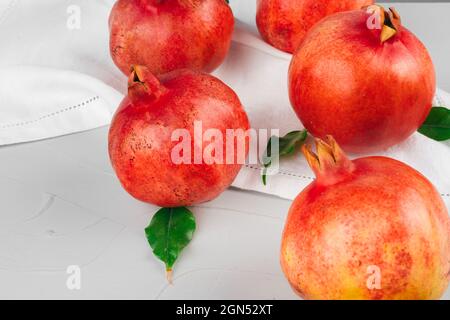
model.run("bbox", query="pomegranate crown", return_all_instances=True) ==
[365,5,402,43]
[302,136,355,185]
[128,65,166,101]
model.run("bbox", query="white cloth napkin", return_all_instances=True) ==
[0,66,122,145]
[0,0,448,208]
[0,0,125,144]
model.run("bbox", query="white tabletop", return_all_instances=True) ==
[0,2,449,300]
[0,126,297,299]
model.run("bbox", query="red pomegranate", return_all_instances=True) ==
[108,66,250,207]
[256,0,373,53]
[289,6,436,153]
[109,0,234,76]
[281,136,450,300]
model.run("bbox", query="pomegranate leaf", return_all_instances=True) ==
[418,106,450,141]
[145,207,196,281]
[262,130,308,185]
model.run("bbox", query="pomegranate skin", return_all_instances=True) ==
[281,137,450,300]
[256,0,373,53]
[108,66,250,207]
[109,0,234,76]
[288,8,436,153]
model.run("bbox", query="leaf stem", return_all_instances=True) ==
[166,269,173,284]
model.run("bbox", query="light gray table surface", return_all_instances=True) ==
[0,2,449,299]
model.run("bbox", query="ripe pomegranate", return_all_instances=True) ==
[289,6,436,153]
[281,136,450,300]
[256,0,373,53]
[109,0,234,76]
[108,66,250,207]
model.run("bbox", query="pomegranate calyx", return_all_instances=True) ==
[128,65,166,102]
[367,5,401,43]
[302,136,355,185]
[381,7,401,43]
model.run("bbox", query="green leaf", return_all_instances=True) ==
[145,207,196,281]
[418,106,450,141]
[261,130,308,185]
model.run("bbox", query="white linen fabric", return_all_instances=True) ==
[0,65,122,145]
[0,0,125,145]
[0,0,448,207]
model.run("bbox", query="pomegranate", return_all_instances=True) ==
[281,136,450,300]
[108,66,250,207]
[109,0,234,76]
[256,0,373,53]
[289,6,436,153]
